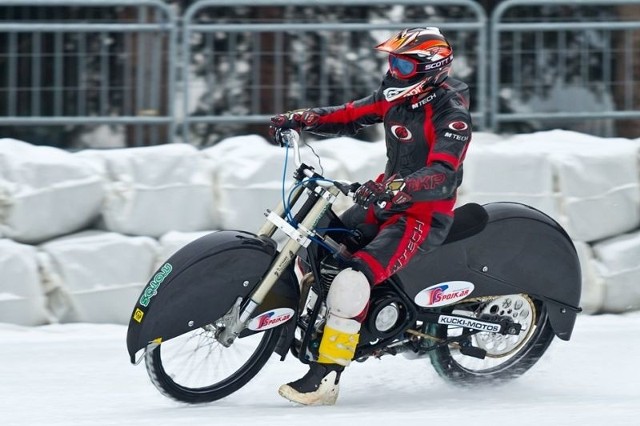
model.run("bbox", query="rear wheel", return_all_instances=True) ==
[145,324,280,403]
[427,294,554,384]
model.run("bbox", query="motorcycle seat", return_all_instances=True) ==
[443,203,488,245]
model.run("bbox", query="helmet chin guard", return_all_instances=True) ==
[381,77,428,102]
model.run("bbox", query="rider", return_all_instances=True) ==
[270,27,472,405]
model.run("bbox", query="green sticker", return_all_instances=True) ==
[139,263,173,307]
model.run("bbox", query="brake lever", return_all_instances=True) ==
[334,181,361,196]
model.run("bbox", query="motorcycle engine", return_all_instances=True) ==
[363,289,407,341]
[318,256,407,343]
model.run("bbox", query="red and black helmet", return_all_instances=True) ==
[375,27,454,101]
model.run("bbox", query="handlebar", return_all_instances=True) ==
[277,129,360,196]
[278,129,303,168]
[270,129,359,260]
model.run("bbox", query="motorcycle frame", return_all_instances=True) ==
[235,131,526,364]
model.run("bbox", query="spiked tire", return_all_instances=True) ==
[145,327,280,404]
[427,295,555,385]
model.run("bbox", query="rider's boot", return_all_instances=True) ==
[279,268,370,406]
[278,319,359,405]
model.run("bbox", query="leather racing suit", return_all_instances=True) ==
[304,76,472,285]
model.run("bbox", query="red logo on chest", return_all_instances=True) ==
[390,125,413,142]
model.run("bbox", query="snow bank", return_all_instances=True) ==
[308,137,387,214]
[508,131,640,242]
[460,140,558,219]
[76,143,218,237]
[592,230,640,313]
[0,139,105,244]
[1,130,640,325]
[573,241,605,314]
[462,130,640,242]
[0,239,50,325]
[202,135,346,231]
[38,231,159,324]
[157,230,215,266]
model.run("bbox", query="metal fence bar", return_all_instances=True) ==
[31,32,42,116]
[490,0,640,134]
[181,0,488,143]
[53,32,64,116]
[0,117,174,125]
[0,23,171,32]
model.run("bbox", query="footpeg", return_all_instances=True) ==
[459,345,486,359]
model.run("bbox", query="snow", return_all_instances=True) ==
[1,129,640,424]
[1,312,639,425]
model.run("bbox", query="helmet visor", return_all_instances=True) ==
[389,54,419,79]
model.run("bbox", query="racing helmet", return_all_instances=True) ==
[375,27,453,101]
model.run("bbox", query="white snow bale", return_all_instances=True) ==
[203,135,345,231]
[303,137,387,214]
[458,141,559,218]
[76,143,217,237]
[506,131,640,242]
[573,241,605,314]
[38,230,159,324]
[157,230,215,266]
[591,230,640,313]
[0,138,105,244]
[0,239,50,325]
[307,137,387,185]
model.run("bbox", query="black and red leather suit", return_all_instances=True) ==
[304,76,472,285]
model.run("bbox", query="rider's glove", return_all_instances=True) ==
[269,109,320,145]
[385,178,413,207]
[354,177,413,209]
[354,180,389,208]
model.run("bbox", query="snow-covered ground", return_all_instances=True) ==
[1,312,638,426]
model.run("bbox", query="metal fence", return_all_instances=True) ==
[1,0,640,146]
[0,0,177,147]
[180,0,488,144]
[490,0,640,136]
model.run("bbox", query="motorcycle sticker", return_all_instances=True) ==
[414,281,475,307]
[248,308,295,331]
[139,262,173,307]
[132,308,145,323]
[437,314,501,333]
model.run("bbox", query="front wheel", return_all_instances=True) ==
[145,325,281,404]
[427,294,555,385]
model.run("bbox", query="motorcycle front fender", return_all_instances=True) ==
[126,230,299,363]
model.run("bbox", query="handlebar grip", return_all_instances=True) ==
[333,181,361,196]
[278,129,300,147]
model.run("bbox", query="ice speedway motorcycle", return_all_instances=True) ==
[126,129,582,403]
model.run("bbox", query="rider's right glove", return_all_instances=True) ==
[354,176,413,210]
[353,180,389,208]
[269,109,320,145]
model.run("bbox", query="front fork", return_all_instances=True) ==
[216,183,340,347]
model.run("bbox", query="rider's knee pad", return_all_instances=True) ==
[326,268,370,319]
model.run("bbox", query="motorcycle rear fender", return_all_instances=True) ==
[126,230,299,363]
[397,202,582,341]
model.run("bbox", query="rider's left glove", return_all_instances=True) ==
[269,109,320,146]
